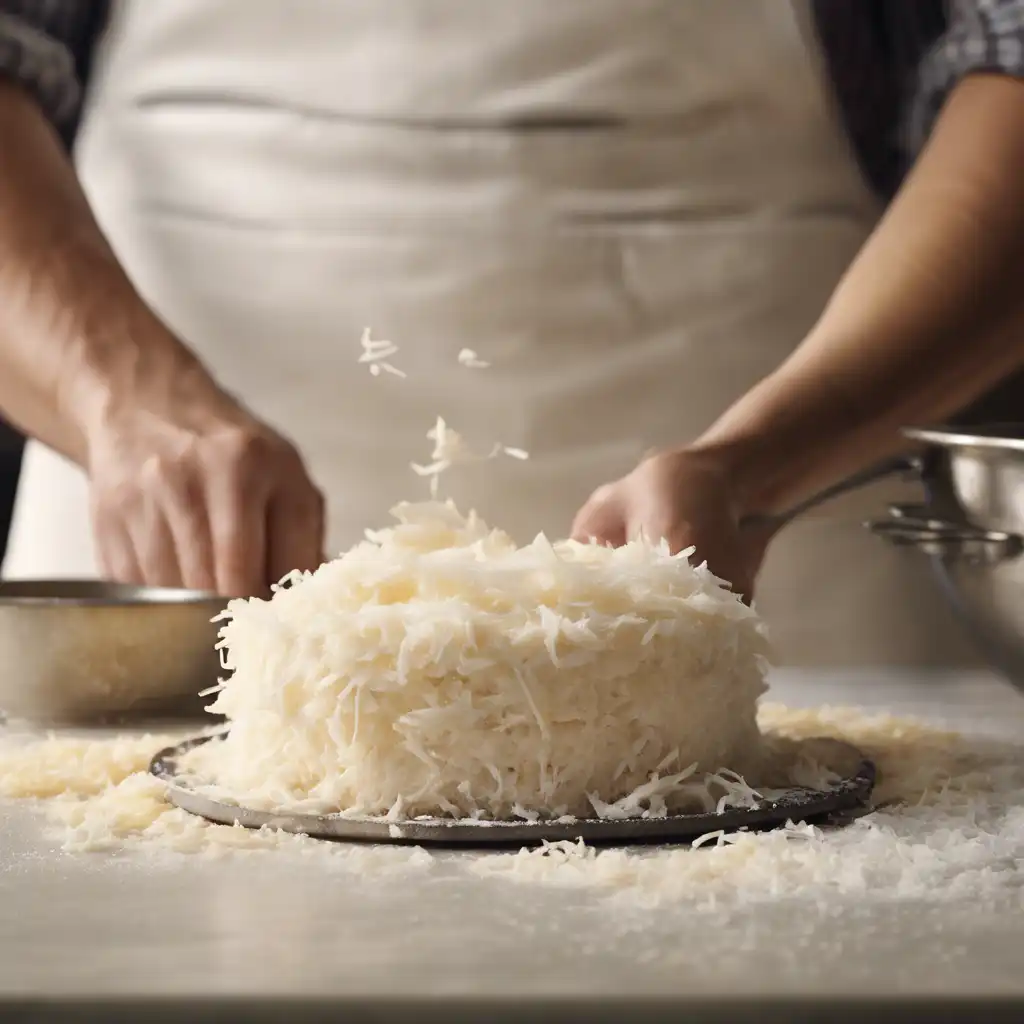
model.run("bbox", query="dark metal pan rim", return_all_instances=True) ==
[151,732,876,848]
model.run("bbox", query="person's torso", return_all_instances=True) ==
[5,0,979,666]
[68,0,882,533]
[78,0,878,226]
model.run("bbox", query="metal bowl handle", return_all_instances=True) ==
[739,450,1023,565]
[742,455,922,531]
[867,516,1023,566]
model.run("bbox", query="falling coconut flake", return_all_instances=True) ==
[458,348,491,369]
[355,329,529,498]
[358,327,406,378]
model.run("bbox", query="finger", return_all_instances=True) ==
[93,514,144,584]
[682,535,753,599]
[129,510,185,588]
[662,522,698,555]
[571,487,627,547]
[735,534,771,605]
[266,484,325,588]
[162,482,217,593]
[207,475,268,598]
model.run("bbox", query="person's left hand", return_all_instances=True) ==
[570,448,776,601]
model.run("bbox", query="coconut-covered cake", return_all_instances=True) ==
[184,499,772,821]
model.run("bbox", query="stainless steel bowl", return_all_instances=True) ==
[745,424,1024,684]
[0,581,227,724]
[865,426,1024,684]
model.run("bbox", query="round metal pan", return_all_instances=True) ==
[151,733,876,847]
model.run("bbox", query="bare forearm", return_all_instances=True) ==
[692,74,1024,512]
[0,81,204,464]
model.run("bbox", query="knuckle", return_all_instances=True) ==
[137,451,196,504]
[219,428,268,465]
[215,429,281,487]
[94,478,137,515]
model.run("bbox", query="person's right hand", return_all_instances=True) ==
[85,382,325,597]
[570,447,775,602]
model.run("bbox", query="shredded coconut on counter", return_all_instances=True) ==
[469,704,1024,908]
[2,704,1023,913]
[0,730,424,872]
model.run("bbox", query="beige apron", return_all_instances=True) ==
[3,0,979,667]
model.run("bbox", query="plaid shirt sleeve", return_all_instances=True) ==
[910,0,1024,148]
[0,1,103,140]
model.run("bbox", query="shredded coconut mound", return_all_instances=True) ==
[181,499,772,821]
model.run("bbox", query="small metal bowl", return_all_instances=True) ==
[0,581,227,725]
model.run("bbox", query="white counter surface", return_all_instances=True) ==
[3,669,1024,1023]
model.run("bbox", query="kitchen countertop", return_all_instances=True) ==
[3,668,1024,1023]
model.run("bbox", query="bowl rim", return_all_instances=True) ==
[0,580,225,608]
[905,424,1024,453]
